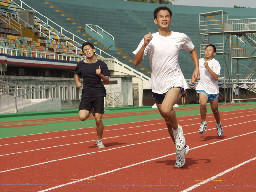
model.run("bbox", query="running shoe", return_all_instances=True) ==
[175,145,189,168]
[199,121,207,134]
[96,139,105,149]
[216,123,223,137]
[173,125,186,151]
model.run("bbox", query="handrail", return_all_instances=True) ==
[85,24,103,40]
[0,10,82,60]
[0,81,56,97]
[233,35,246,45]
[15,86,56,98]
[102,58,150,81]
[0,46,83,61]
[0,9,35,33]
[224,18,256,32]
[0,10,21,34]
[85,24,114,40]
[10,0,117,59]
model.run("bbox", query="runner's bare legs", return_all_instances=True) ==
[94,113,104,140]
[156,88,182,143]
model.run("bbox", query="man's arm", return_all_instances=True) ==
[98,73,110,84]
[133,32,153,66]
[96,66,110,84]
[204,62,218,81]
[133,45,147,66]
[74,74,82,88]
[190,48,200,83]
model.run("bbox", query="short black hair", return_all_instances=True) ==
[205,44,216,53]
[81,42,95,53]
[154,6,172,19]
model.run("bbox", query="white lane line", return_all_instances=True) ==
[1,108,254,141]
[0,128,166,157]
[0,122,163,146]
[1,118,255,157]
[181,157,256,192]
[37,130,256,192]
[0,136,170,173]
[1,113,254,147]
[1,119,255,157]
[1,121,255,174]
[0,118,164,140]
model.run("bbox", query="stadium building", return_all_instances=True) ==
[0,0,255,113]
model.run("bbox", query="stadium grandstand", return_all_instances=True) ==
[0,0,255,113]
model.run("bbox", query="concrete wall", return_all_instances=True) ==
[18,98,61,113]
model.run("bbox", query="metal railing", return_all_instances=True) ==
[102,58,150,82]
[105,92,123,107]
[0,85,57,113]
[232,47,256,58]
[10,0,117,59]
[0,9,84,61]
[0,46,82,61]
[85,24,115,50]
[0,9,22,34]
[224,18,256,32]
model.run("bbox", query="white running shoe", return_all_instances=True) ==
[173,125,186,151]
[199,121,207,134]
[96,139,105,149]
[216,123,223,137]
[175,145,189,168]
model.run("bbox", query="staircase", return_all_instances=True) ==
[244,33,256,50]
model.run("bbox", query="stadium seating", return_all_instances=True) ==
[4,0,256,78]
[7,0,202,77]
[0,1,84,61]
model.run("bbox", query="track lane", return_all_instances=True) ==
[1,111,255,172]
[0,117,255,192]
[37,125,256,192]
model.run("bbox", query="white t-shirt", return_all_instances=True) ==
[196,58,221,94]
[133,32,194,94]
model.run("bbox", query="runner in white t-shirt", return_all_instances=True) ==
[195,44,223,137]
[133,6,200,168]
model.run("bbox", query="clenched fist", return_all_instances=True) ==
[143,32,153,47]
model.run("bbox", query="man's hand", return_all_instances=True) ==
[204,61,209,69]
[96,65,101,75]
[143,32,153,47]
[191,68,200,84]
[76,82,82,88]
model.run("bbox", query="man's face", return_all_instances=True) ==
[154,10,171,29]
[83,45,95,58]
[205,46,216,59]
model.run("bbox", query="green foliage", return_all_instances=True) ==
[127,0,172,4]
[234,5,248,8]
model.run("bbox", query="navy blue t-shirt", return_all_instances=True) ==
[75,60,110,97]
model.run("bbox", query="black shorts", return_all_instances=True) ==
[152,87,185,104]
[79,97,104,114]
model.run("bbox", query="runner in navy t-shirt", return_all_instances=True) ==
[74,42,110,149]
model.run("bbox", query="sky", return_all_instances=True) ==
[172,0,256,8]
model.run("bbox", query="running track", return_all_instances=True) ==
[0,105,255,192]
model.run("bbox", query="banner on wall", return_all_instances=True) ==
[246,83,255,89]
[218,83,224,88]
[188,83,197,89]
[225,83,233,88]
[237,83,244,88]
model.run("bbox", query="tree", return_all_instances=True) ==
[127,0,173,4]
[234,5,248,8]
